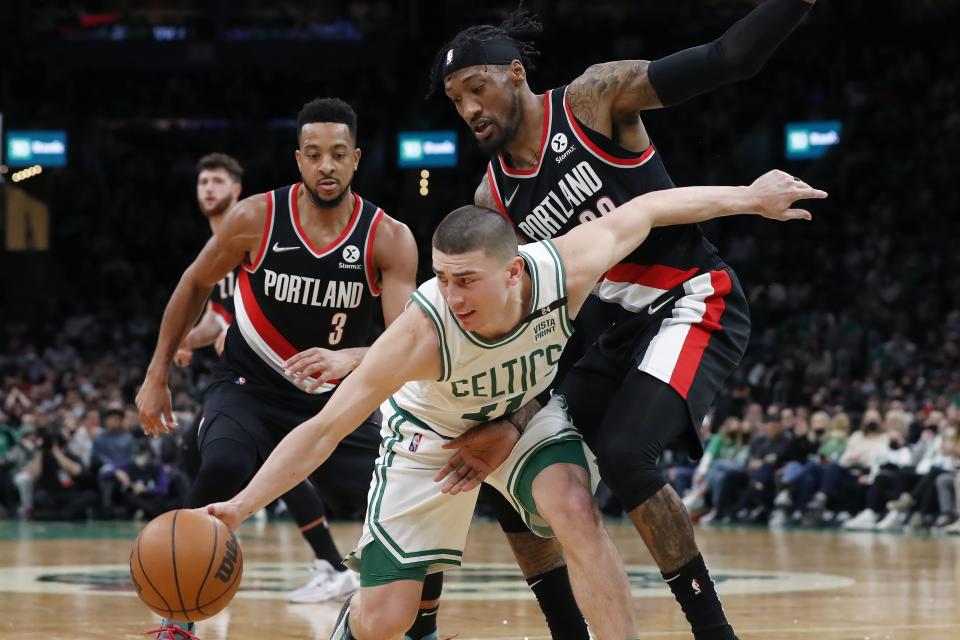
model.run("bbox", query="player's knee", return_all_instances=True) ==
[595,439,666,510]
[534,467,600,534]
[196,446,255,486]
[355,601,418,640]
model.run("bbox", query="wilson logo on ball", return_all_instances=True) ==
[215,536,241,582]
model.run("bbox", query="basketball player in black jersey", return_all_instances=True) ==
[173,153,242,482]
[172,154,242,372]
[171,152,375,607]
[136,99,433,640]
[429,3,818,639]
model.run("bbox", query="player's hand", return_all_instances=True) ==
[434,420,521,495]
[203,502,244,532]
[173,348,193,368]
[747,170,827,221]
[136,375,177,437]
[283,348,354,392]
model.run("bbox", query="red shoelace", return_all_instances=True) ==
[142,625,201,640]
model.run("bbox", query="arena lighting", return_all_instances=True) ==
[11,164,42,182]
[418,169,431,197]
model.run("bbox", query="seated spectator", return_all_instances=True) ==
[24,420,97,521]
[844,408,922,530]
[726,409,794,523]
[113,440,184,520]
[879,416,957,530]
[92,407,134,517]
[805,409,890,524]
[769,410,827,526]
[682,417,749,518]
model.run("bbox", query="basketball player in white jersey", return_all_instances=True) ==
[204,170,825,638]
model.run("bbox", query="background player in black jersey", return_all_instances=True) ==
[171,153,242,487]
[135,98,432,640]
[171,152,374,607]
[428,2,818,639]
[172,153,243,371]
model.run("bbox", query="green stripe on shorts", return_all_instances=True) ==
[359,538,428,587]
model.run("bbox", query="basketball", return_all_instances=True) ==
[129,509,243,622]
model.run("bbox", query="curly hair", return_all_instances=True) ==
[426,8,542,98]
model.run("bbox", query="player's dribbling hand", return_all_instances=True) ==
[434,420,521,494]
[135,377,177,437]
[202,502,243,532]
[283,348,356,392]
[748,169,828,221]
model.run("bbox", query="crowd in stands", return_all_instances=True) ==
[2,1,958,532]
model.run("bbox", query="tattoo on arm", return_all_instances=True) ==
[475,178,496,209]
[509,398,543,431]
[567,59,659,127]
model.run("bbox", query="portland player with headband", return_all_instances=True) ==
[204,170,826,639]
[136,98,438,640]
[431,2,818,638]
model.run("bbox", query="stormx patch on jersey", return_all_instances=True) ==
[408,433,422,452]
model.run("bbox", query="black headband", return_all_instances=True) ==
[443,38,523,76]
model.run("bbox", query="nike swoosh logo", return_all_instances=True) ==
[503,184,520,208]
[647,296,674,315]
[528,579,544,589]
[420,610,439,617]
[272,242,301,253]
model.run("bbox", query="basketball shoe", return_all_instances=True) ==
[289,559,360,603]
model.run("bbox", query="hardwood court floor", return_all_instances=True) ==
[0,518,957,639]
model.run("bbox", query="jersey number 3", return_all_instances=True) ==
[328,312,347,346]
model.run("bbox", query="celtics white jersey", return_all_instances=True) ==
[388,240,575,438]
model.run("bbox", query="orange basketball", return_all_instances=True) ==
[129,509,243,622]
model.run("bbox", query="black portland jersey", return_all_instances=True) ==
[208,268,238,330]
[487,85,718,315]
[222,184,384,394]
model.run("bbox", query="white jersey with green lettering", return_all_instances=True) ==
[389,240,575,437]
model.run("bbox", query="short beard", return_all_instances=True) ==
[478,92,521,157]
[304,181,352,209]
[200,194,234,218]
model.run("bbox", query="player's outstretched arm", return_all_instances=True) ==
[137,195,265,436]
[567,0,815,121]
[206,304,443,530]
[555,170,827,314]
